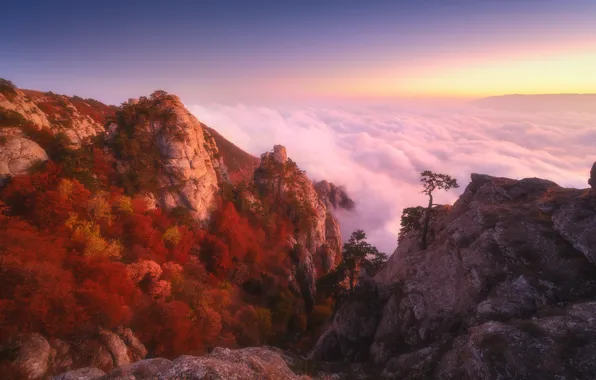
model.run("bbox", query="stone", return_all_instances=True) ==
[100,358,172,379]
[97,329,130,367]
[52,367,105,380]
[0,333,51,379]
[115,327,148,361]
[272,144,288,164]
[73,340,114,373]
[153,347,306,379]
[0,135,48,185]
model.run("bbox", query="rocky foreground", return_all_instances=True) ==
[310,171,596,379]
[54,347,316,380]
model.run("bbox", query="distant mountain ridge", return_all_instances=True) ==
[473,93,596,113]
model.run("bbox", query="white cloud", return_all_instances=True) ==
[189,103,596,254]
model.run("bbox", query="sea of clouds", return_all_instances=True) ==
[190,102,596,254]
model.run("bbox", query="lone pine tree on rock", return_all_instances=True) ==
[419,170,459,249]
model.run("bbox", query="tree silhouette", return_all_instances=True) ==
[419,171,459,249]
[318,230,386,300]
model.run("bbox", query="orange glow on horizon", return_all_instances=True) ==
[305,48,596,99]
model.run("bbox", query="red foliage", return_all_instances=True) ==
[68,257,138,330]
[1,162,90,229]
[91,147,115,186]
[0,214,82,339]
[0,146,323,357]
[132,300,203,358]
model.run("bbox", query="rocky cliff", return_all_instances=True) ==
[106,92,222,222]
[310,171,596,379]
[250,145,344,310]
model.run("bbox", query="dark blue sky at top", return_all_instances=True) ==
[1,0,595,104]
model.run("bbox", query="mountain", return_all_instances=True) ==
[0,78,352,379]
[4,76,596,379]
[309,172,596,379]
[472,94,596,113]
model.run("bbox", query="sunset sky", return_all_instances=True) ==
[2,0,595,105]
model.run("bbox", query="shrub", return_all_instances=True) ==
[0,78,17,100]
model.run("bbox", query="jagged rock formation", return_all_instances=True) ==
[314,180,355,211]
[254,145,344,309]
[54,347,311,380]
[0,329,147,379]
[310,172,596,379]
[106,92,222,222]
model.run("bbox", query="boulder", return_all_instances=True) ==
[52,367,105,380]
[0,333,51,380]
[99,358,172,379]
[0,134,48,185]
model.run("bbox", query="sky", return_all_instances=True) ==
[2,0,596,105]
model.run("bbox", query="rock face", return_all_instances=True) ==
[151,94,220,222]
[0,329,147,379]
[54,347,309,380]
[0,131,48,185]
[254,146,344,309]
[314,180,356,211]
[0,88,51,130]
[310,173,596,379]
[107,92,222,222]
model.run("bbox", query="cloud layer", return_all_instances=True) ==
[190,102,596,254]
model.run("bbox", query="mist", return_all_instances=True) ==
[190,101,596,254]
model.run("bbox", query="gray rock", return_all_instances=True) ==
[310,172,596,378]
[154,347,305,379]
[0,135,48,184]
[1,333,51,380]
[53,367,105,380]
[99,358,172,379]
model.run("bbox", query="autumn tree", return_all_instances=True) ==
[419,170,459,249]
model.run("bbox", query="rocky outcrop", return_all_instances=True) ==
[1,329,147,379]
[108,92,221,222]
[315,180,356,211]
[54,347,310,380]
[0,87,51,130]
[1,85,111,147]
[152,94,220,221]
[254,145,344,309]
[310,172,596,379]
[0,130,48,185]
[0,333,51,380]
